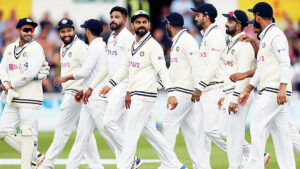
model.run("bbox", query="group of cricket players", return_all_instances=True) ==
[0,1,299,169]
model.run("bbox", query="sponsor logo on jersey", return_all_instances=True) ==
[199,52,207,57]
[9,64,20,70]
[129,61,140,68]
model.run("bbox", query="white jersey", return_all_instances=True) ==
[90,28,133,89]
[107,32,174,103]
[168,29,200,99]
[60,35,86,94]
[0,39,45,109]
[196,23,227,92]
[250,23,292,98]
[222,32,255,103]
[73,37,107,98]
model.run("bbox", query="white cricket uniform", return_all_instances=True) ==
[89,28,134,160]
[42,36,102,169]
[221,32,255,169]
[0,39,44,158]
[107,32,184,169]
[66,37,116,169]
[161,29,206,169]
[195,23,229,168]
[245,23,295,169]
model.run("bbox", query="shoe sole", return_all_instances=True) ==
[135,161,143,169]
[264,154,270,167]
[35,155,46,169]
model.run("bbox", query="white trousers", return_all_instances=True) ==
[66,97,117,169]
[289,120,300,155]
[162,96,204,169]
[117,100,183,169]
[224,93,253,169]
[43,93,102,168]
[246,96,296,169]
[103,82,128,161]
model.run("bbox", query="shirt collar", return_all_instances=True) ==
[15,38,32,48]
[134,31,150,45]
[172,29,186,42]
[90,37,103,46]
[62,35,78,49]
[259,23,275,40]
[201,23,217,37]
[111,27,127,39]
[230,31,244,43]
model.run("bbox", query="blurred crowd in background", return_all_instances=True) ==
[0,0,300,93]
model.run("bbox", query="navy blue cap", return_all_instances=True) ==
[248,2,273,18]
[16,18,38,29]
[191,3,218,19]
[57,18,74,30]
[131,10,150,23]
[222,10,248,27]
[162,12,184,26]
[80,19,103,36]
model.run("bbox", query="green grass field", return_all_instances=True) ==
[0,131,299,169]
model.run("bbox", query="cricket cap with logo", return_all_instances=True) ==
[16,18,38,28]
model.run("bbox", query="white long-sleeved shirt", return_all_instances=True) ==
[167,29,200,98]
[250,23,292,98]
[106,32,174,103]
[90,28,133,89]
[222,32,255,103]
[196,23,227,92]
[73,37,108,98]
[60,35,86,94]
[0,39,44,109]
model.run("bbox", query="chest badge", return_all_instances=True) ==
[69,52,72,57]
[231,49,235,55]
[114,40,117,46]
[262,42,266,48]
[176,46,179,52]
[140,51,144,57]
[23,52,27,57]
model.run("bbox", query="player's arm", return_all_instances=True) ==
[10,46,44,89]
[150,44,177,110]
[195,35,225,92]
[272,35,290,105]
[229,68,256,82]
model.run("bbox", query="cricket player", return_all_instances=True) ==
[239,2,296,169]
[37,18,103,169]
[0,18,46,169]
[160,12,206,169]
[100,10,187,169]
[82,7,139,164]
[219,10,255,169]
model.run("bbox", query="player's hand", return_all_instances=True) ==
[239,34,253,42]
[230,73,247,82]
[83,88,93,104]
[277,83,287,105]
[99,85,110,97]
[167,96,178,110]
[238,90,250,106]
[228,102,238,114]
[191,89,202,102]
[0,81,12,91]
[53,77,67,86]
[218,97,225,110]
[74,90,84,103]
[125,92,131,109]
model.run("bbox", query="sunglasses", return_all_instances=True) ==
[21,28,35,33]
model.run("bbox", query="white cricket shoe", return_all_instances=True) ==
[264,153,270,167]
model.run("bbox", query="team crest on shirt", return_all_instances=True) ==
[231,49,235,55]
[23,52,27,57]
[140,51,144,57]
[69,52,72,57]
[204,41,207,46]
[262,42,266,48]
[114,40,117,46]
[176,46,179,52]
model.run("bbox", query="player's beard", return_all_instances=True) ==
[166,27,172,37]
[110,22,123,31]
[225,26,236,36]
[84,34,89,44]
[20,33,33,44]
[254,17,262,30]
[62,35,75,45]
[135,27,148,37]
[195,18,205,31]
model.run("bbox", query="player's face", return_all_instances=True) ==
[18,24,35,43]
[194,12,205,30]
[59,26,75,45]
[110,11,125,31]
[253,14,262,30]
[133,16,150,37]
[225,19,237,36]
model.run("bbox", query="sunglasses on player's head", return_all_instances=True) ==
[21,28,35,33]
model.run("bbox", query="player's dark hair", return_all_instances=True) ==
[110,6,128,18]
[204,14,215,23]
